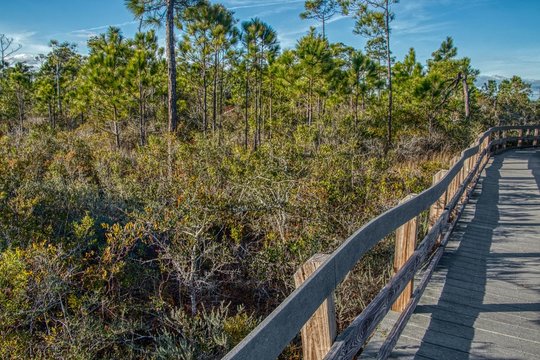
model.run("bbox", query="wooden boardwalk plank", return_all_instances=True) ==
[366,149,540,360]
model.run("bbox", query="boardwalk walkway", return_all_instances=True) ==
[367,148,540,359]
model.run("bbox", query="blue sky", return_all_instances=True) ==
[1,0,539,79]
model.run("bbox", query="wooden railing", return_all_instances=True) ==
[223,125,540,360]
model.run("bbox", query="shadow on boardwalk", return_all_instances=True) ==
[403,150,540,360]
[412,154,503,359]
[529,147,540,199]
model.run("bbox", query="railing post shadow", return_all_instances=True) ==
[294,254,337,360]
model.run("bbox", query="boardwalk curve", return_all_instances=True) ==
[224,125,540,360]
[373,148,540,359]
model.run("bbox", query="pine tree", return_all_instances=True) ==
[4,63,32,132]
[296,28,332,126]
[349,49,378,126]
[87,27,130,148]
[126,30,162,145]
[300,0,338,39]
[341,0,398,150]
[126,0,199,133]
[241,18,279,150]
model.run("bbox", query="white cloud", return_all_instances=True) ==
[70,21,138,40]
[225,0,304,10]
[278,14,349,49]
[0,31,50,64]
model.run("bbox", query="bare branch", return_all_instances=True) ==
[0,34,22,66]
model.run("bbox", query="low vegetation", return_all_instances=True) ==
[0,0,538,358]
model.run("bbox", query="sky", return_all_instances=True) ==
[1,0,539,80]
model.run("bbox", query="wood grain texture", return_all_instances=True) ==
[294,254,337,360]
[428,170,447,231]
[392,195,418,312]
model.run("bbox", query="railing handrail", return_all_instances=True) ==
[223,124,540,360]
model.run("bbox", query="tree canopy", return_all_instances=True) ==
[0,1,538,358]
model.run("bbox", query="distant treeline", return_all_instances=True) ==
[0,0,538,359]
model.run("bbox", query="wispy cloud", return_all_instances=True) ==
[278,15,349,48]
[52,20,139,40]
[392,1,452,36]
[1,31,50,64]
[393,20,453,36]
[226,0,304,10]
[71,21,138,33]
[6,31,49,53]
[1,19,140,64]
[251,5,299,19]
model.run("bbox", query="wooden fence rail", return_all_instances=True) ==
[223,124,540,360]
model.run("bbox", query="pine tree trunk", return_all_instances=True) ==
[385,1,393,152]
[462,73,470,119]
[244,67,249,150]
[355,93,359,128]
[354,75,359,127]
[166,0,178,133]
[113,105,120,149]
[56,62,62,120]
[261,50,265,146]
[316,94,321,122]
[269,80,273,140]
[202,46,208,134]
[308,78,313,126]
[139,81,145,146]
[212,50,218,134]
[219,62,224,145]
[48,101,53,128]
[254,60,260,150]
[362,92,366,111]
[18,96,24,133]
[167,136,173,183]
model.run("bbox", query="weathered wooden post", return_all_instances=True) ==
[429,170,448,231]
[483,135,491,167]
[294,254,336,360]
[525,128,531,147]
[534,128,539,147]
[461,157,472,201]
[392,194,418,312]
[446,157,458,202]
[452,156,462,200]
[476,138,485,174]
[456,156,469,203]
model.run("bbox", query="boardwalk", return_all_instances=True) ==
[366,148,540,359]
[224,127,539,360]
